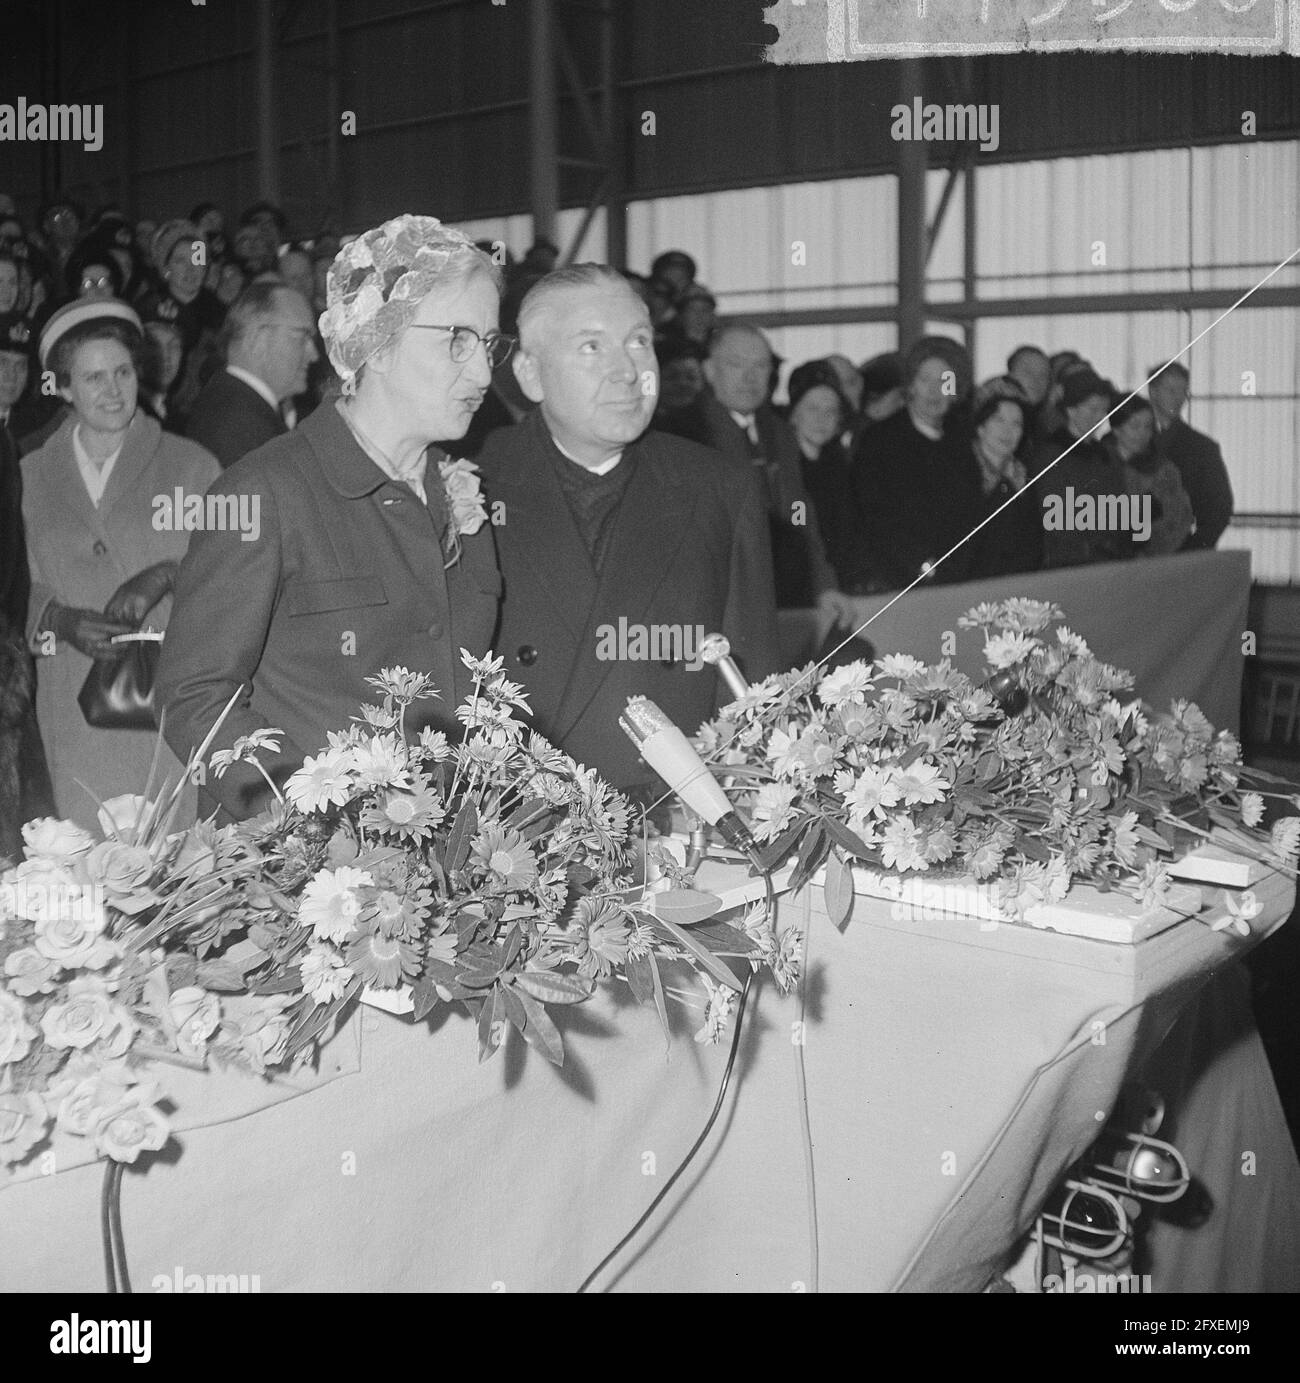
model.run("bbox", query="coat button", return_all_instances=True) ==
[92,540,107,556]
[517,645,538,666]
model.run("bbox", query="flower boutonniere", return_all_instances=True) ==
[437,457,489,569]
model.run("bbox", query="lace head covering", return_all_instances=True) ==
[319,214,483,396]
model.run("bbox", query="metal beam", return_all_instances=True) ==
[255,1,281,204]
[602,0,626,269]
[896,59,927,351]
[730,285,1300,332]
[529,0,559,247]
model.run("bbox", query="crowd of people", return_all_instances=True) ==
[0,195,1236,851]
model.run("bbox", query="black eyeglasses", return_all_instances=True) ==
[410,324,516,368]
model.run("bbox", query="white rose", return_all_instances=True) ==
[21,817,94,861]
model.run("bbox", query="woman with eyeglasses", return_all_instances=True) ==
[157,214,509,821]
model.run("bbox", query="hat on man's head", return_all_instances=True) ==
[318,213,485,396]
[39,298,142,369]
[150,218,203,276]
[1061,367,1114,410]
[0,312,34,360]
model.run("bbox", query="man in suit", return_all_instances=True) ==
[662,322,854,619]
[1147,360,1234,550]
[476,264,780,796]
[186,280,318,468]
[158,217,504,821]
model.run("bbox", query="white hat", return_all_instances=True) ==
[39,297,143,370]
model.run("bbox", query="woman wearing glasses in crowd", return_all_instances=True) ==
[157,215,509,822]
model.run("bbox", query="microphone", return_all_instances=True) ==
[699,633,749,700]
[619,696,756,856]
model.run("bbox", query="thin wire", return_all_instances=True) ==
[791,886,819,1293]
[575,866,775,1293]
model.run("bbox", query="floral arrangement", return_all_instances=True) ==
[0,653,791,1178]
[698,599,1300,923]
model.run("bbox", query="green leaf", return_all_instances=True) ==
[285,978,361,1056]
[687,919,760,955]
[626,951,656,1005]
[478,986,507,1063]
[513,970,594,1005]
[648,954,670,1042]
[653,889,723,926]
[509,983,565,1065]
[822,849,855,932]
[501,982,530,1035]
[820,814,878,862]
[651,914,742,992]
[502,923,525,970]
[755,816,809,874]
[410,980,441,1022]
[788,821,830,893]
[194,959,248,992]
[446,798,479,874]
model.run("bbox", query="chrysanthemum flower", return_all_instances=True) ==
[845,766,901,822]
[817,662,874,708]
[471,826,539,890]
[1239,792,1265,828]
[1270,816,1300,864]
[351,734,413,792]
[286,747,356,813]
[345,931,420,988]
[752,783,800,842]
[298,866,373,943]
[359,782,446,842]
[300,946,354,1004]
[571,898,630,979]
[893,760,950,807]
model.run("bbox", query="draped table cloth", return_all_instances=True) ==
[2,866,1294,1293]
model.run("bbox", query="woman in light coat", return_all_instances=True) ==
[22,300,219,831]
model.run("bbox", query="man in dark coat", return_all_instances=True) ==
[159,217,506,822]
[662,322,852,618]
[0,312,55,855]
[1147,360,1234,550]
[476,265,780,796]
[186,280,317,468]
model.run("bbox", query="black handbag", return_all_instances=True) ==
[77,633,162,730]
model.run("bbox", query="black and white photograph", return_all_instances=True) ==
[1,0,1298,1335]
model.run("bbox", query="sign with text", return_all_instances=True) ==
[765,0,1295,61]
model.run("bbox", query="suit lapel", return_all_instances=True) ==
[551,441,694,741]
[498,415,598,640]
[46,418,108,542]
[97,412,157,523]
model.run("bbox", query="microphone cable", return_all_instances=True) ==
[576,863,774,1293]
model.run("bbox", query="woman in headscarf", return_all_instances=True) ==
[21,299,221,831]
[156,215,508,822]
